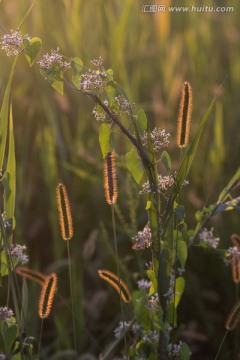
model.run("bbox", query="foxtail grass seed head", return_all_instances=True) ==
[104,151,118,205]
[177,81,192,148]
[16,266,46,286]
[231,233,240,250]
[98,269,131,303]
[56,183,73,241]
[225,300,240,331]
[39,273,57,319]
[231,253,240,283]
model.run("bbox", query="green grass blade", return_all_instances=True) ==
[218,167,240,203]
[0,58,17,171]
[163,98,216,231]
[3,102,16,241]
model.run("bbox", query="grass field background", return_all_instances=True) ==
[0,0,240,358]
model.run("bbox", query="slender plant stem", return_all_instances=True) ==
[234,284,239,359]
[6,276,10,307]
[67,240,77,356]
[214,330,228,360]
[172,216,179,328]
[38,318,44,360]
[0,215,25,359]
[111,203,127,354]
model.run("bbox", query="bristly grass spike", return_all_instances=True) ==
[177,81,192,148]
[104,150,118,205]
[56,182,73,241]
[38,273,57,319]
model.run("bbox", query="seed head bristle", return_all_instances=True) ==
[98,269,131,303]
[39,273,57,319]
[177,81,192,148]
[16,266,46,286]
[56,182,73,240]
[225,300,240,331]
[104,151,118,205]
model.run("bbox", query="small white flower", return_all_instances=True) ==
[141,128,171,152]
[91,56,104,68]
[0,307,15,323]
[143,330,159,343]
[225,246,240,265]
[137,279,152,290]
[10,244,29,265]
[168,341,183,358]
[227,246,240,257]
[114,321,130,339]
[148,293,159,311]
[115,95,134,115]
[38,48,70,70]
[0,29,30,56]
[0,353,6,360]
[163,270,176,300]
[80,68,107,92]
[178,268,185,276]
[199,228,220,249]
[139,175,174,195]
[132,223,152,250]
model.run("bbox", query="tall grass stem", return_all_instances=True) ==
[111,203,127,354]
[67,240,77,356]
[214,330,228,360]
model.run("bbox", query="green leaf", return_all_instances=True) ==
[40,68,64,95]
[137,109,148,134]
[99,123,112,159]
[146,200,151,210]
[105,82,118,110]
[70,57,83,89]
[105,81,116,101]
[12,354,21,360]
[175,277,185,309]
[125,149,144,184]
[0,58,17,171]
[2,322,18,353]
[161,151,171,172]
[106,68,114,81]
[0,250,8,276]
[24,37,42,67]
[3,103,16,242]
[175,204,185,221]
[177,240,188,268]
[167,302,177,327]
[147,269,158,295]
[179,342,191,360]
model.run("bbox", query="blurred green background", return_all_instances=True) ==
[0,0,240,358]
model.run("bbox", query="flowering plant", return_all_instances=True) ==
[0,20,239,360]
